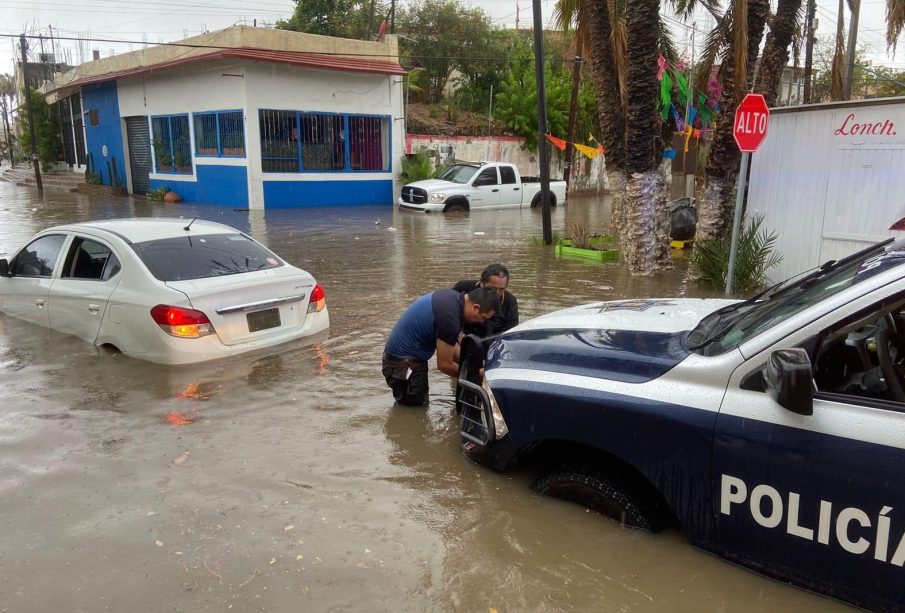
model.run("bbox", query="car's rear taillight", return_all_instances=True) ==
[150,304,214,338]
[307,283,326,314]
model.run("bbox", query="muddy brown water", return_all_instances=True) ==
[0,181,850,612]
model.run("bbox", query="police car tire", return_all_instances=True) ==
[532,471,655,530]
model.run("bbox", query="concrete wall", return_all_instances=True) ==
[111,58,403,208]
[747,98,905,282]
[244,62,403,208]
[81,80,127,187]
[404,134,608,192]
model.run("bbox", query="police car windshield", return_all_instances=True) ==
[691,242,905,356]
[435,164,479,184]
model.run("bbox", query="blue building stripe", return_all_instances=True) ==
[263,179,393,208]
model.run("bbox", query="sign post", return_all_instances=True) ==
[726,93,770,295]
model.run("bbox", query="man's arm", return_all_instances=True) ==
[504,292,519,331]
[436,338,460,378]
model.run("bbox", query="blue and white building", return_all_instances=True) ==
[45,26,406,209]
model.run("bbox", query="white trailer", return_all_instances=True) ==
[745,97,905,282]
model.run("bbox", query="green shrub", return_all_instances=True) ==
[146,186,169,201]
[566,220,593,250]
[692,215,783,295]
[399,152,434,183]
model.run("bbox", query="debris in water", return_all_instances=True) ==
[166,411,195,425]
[173,451,190,465]
[474,231,486,236]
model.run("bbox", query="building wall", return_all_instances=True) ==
[405,134,608,192]
[244,62,403,209]
[746,98,905,282]
[81,80,127,187]
[116,61,250,207]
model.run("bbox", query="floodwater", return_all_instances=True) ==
[0,181,851,612]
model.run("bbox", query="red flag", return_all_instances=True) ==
[376,19,388,41]
[545,134,566,151]
[596,144,605,155]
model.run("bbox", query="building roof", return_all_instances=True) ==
[45,26,405,101]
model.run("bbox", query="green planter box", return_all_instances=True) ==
[559,234,616,248]
[555,244,620,262]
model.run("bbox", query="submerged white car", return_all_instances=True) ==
[0,218,329,364]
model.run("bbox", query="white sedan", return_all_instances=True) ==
[0,218,329,364]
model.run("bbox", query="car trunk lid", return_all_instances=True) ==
[166,267,316,346]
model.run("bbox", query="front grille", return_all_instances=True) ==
[402,186,427,204]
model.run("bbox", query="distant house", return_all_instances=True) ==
[44,26,406,208]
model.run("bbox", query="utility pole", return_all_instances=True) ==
[531,0,552,244]
[20,34,43,192]
[562,56,582,188]
[803,0,817,103]
[390,0,396,34]
[843,0,861,99]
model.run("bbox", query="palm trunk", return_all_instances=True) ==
[755,0,805,106]
[622,0,670,274]
[586,0,630,245]
[697,0,770,245]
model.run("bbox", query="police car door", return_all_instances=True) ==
[713,282,905,611]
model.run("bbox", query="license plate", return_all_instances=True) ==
[247,307,281,332]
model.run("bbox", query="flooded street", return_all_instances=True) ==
[0,182,850,612]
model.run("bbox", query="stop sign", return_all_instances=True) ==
[733,93,770,152]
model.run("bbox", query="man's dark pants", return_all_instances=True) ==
[382,352,430,406]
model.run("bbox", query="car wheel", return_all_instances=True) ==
[445,202,467,213]
[532,471,656,530]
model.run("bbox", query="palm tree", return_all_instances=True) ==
[694,0,770,247]
[755,0,805,107]
[0,74,15,165]
[889,0,905,52]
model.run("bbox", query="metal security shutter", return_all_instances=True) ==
[125,116,152,195]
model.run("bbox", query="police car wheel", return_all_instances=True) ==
[532,471,655,530]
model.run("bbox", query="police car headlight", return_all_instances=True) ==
[428,193,447,203]
[482,380,508,439]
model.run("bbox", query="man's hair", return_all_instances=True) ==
[480,263,510,283]
[466,286,501,313]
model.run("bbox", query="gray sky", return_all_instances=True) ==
[1,0,902,79]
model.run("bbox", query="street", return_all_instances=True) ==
[0,182,850,612]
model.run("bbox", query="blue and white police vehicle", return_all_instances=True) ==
[455,238,905,612]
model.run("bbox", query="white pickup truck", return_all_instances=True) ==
[398,161,568,213]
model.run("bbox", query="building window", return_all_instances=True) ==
[152,114,192,174]
[194,111,245,157]
[300,113,345,171]
[259,109,390,174]
[260,109,299,173]
[350,115,389,171]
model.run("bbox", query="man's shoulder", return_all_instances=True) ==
[453,280,478,293]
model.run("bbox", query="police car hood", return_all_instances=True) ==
[486,298,738,383]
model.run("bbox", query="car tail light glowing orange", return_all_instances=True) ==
[150,304,214,338]
[308,283,326,314]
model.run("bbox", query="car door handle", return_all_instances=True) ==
[35,298,46,307]
[513,188,520,191]
[88,303,101,314]
[492,189,499,192]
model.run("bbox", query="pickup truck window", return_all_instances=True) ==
[474,168,499,186]
[500,166,517,184]
[435,164,479,184]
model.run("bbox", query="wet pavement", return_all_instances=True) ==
[0,181,851,612]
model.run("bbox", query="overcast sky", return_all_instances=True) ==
[2,0,902,79]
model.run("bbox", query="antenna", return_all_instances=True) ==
[183,217,198,231]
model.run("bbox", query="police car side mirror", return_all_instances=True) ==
[764,348,814,416]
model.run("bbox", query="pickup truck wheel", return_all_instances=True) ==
[532,471,655,530]
[530,194,557,208]
[444,199,468,213]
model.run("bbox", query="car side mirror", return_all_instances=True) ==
[764,348,814,416]
[0,258,8,277]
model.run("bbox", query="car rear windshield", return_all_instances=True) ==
[132,233,283,281]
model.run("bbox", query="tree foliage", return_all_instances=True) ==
[24,88,62,171]
[276,0,375,39]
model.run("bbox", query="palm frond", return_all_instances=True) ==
[888,0,905,54]
[733,0,749,97]
[670,0,724,21]
[696,8,732,92]
[553,0,580,31]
